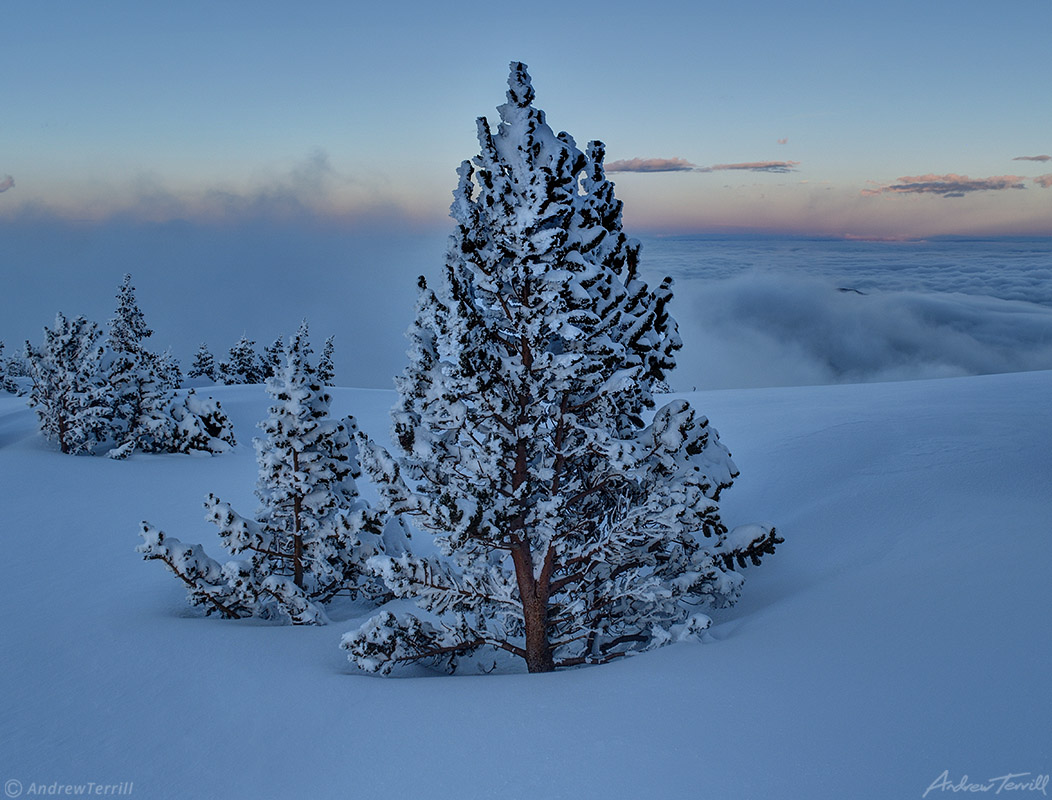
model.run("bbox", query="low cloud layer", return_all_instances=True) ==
[1013,155,1051,162]
[1034,174,1052,189]
[861,174,1028,198]
[674,272,1052,389]
[0,175,13,193]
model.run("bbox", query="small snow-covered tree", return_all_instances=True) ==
[188,343,218,382]
[220,336,263,384]
[25,313,112,454]
[166,390,237,454]
[342,63,779,674]
[154,348,182,391]
[0,342,21,394]
[139,321,399,624]
[106,274,165,451]
[102,275,196,457]
[262,336,285,379]
[318,335,335,385]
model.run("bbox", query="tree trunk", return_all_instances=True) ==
[511,541,555,673]
[523,593,555,673]
[292,450,304,589]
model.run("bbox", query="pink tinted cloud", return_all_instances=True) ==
[777,138,789,145]
[1012,155,1051,162]
[605,157,696,173]
[698,161,800,174]
[861,173,1027,198]
[1034,174,1052,188]
[0,175,13,193]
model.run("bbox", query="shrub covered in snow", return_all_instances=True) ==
[341,63,780,674]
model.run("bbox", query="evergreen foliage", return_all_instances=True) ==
[24,276,232,458]
[342,63,780,674]
[24,313,112,454]
[220,336,264,384]
[139,321,400,624]
[188,343,218,382]
[0,342,22,394]
[106,274,167,452]
[318,335,335,385]
[262,336,285,379]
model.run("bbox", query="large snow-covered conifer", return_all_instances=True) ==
[140,322,399,624]
[343,63,780,674]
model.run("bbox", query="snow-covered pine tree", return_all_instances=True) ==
[262,336,285,379]
[167,390,237,454]
[105,274,166,452]
[24,313,112,454]
[318,335,335,385]
[0,342,21,394]
[188,343,218,382]
[139,321,399,624]
[343,62,780,674]
[220,335,263,384]
[154,348,183,391]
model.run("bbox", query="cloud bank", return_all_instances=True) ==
[1013,155,1051,162]
[0,175,13,193]
[674,272,1052,390]
[1033,174,1052,189]
[861,174,1028,198]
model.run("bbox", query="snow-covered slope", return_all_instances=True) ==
[2,372,1049,799]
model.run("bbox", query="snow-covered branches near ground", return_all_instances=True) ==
[139,322,404,624]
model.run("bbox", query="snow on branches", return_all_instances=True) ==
[23,275,234,457]
[139,321,403,624]
[342,62,780,674]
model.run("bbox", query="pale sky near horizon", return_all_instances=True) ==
[3,0,1051,238]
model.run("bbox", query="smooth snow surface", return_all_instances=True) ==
[2,373,1049,799]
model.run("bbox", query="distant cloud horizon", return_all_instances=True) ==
[861,174,1028,198]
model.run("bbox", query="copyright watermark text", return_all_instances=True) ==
[924,771,1049,797]
[4,780,133,797]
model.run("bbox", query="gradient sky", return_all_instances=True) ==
[3,0,1051,238]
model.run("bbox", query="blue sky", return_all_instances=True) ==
[3,0,1051,238]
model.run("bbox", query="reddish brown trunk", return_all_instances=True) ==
[292,450,304,589]
[511,540,555,673]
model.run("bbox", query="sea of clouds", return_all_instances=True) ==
[641,236,1052,389]
[3,217,1050,391]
